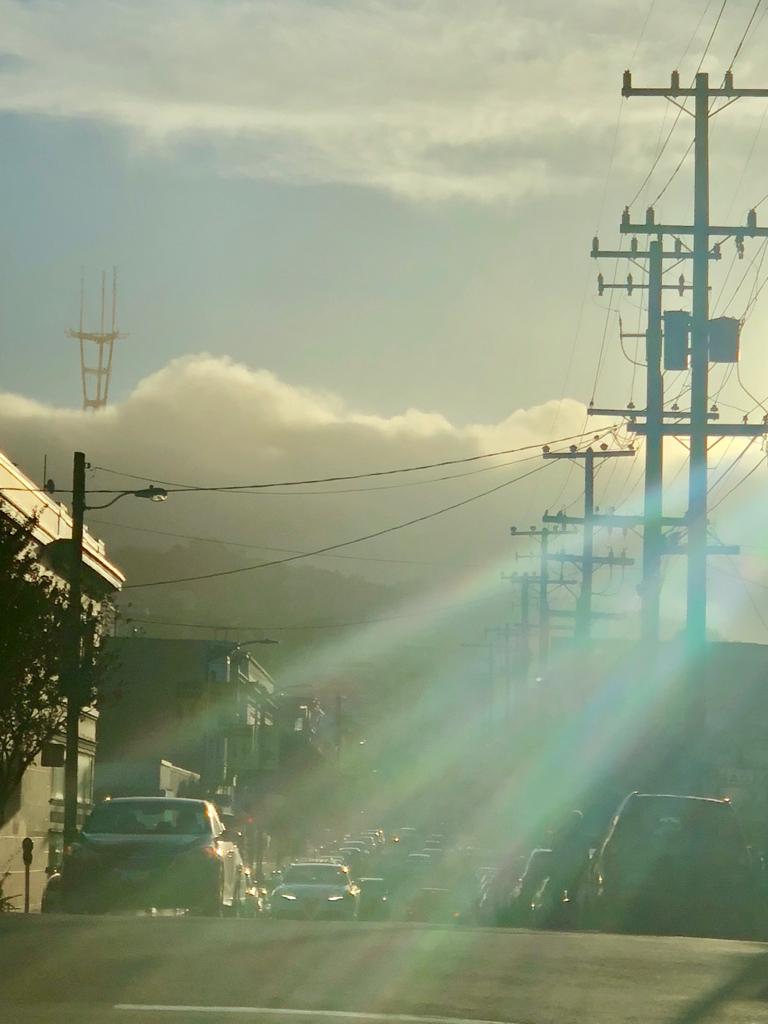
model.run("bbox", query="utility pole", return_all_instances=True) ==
[543,447,635,640]
[62,452,86,847]
[334,693,343,760]
[485,625,511,721]
[644,239,664,643]
[462,640,495,732]
[615,70,768,649]
[509,525,577,671]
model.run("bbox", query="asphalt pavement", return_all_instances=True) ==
[3,916,768,1024]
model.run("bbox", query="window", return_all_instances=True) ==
[84,800,209,835]
[77,753,94,805]
[51,766,64,801]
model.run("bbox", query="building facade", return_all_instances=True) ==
[95,637,276,813]
[0,450,124,910]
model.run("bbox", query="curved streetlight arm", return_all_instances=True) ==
[86,485,168,511]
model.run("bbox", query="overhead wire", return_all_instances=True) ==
[728,0,763,71]
[628,0,727,212]
[89,428,604,495]
[123,459,565,590]
[89,518,493,569]
[712,448,765,512]
[120,590,517,634]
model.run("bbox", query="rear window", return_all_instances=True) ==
[84,800,210,836]
[282,864,349,885]
[610,797,747,862]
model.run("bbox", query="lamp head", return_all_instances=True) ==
[134,485,168,502]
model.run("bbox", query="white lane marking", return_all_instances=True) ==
[114,1007,519,1024]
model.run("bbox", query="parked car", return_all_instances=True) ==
[268,862,360,920]
[578,793,759,939]
[40,869,63,914]
[61,796,245,916]
[496,848,553,927]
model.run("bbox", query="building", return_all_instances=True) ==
[95,637,277,813]
[0,450,124,910]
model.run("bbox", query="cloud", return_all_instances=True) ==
[0,353,594,576]
[2,0,766,201]
[2,353,766,645]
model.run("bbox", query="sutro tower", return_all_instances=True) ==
[66,268,127,411]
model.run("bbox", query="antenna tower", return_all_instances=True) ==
[66,268,127,410]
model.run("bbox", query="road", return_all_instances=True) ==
[3,917,768,1024]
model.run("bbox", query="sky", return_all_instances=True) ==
[2,0,768,644]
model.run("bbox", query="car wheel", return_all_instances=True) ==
[194,875,224,917]
[223,880,240,918]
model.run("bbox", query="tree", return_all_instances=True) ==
[0,503,109,825]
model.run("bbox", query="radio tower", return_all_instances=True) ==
[66,268,127,411]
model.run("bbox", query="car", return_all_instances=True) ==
[61,796,245,916]
[361,830,385,846]
[578,793,759,939]
[358,876,390,920]
[337,846,366,872]
[268,861,360,920]
[496,848,553,927]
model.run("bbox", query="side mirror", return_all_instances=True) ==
[221,828,241,845]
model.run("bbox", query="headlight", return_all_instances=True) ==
[327,894,345,901]
[281,893,297,900]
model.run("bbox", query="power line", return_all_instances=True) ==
[711,557,768,634]
[728,0,762,71]
[707,436,757,499]
[89,517,492,569]
[92,429,603,495]
[121,593,514,633]
[123,460,560,590]
[709,448,766,512]
[627,0,727,211]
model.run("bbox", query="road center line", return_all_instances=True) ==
[114,1006,520,1024]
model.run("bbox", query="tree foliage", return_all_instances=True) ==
[0,504,109,825]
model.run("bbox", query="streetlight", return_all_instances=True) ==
[61,452,168,847]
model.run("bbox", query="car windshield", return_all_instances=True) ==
[84,801,209,836]
[282,865,348,885]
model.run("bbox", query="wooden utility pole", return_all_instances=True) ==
[63,452,86,847]
[509,524,576,671]
[543,448,635,641]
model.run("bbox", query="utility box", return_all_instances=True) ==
[708,316,740,363]
[663,310,691,371]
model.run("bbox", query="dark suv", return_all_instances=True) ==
[579,793,758,939]
[62,797,244,915]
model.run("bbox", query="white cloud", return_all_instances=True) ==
[0,353,593,571]
[1,0,766,201]
[2,354,765,642]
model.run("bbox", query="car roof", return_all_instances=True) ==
[287,861,347,869]
[97,797,208,807]
[630,793,729,804]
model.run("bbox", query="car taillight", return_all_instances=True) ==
[63,843,90,859]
